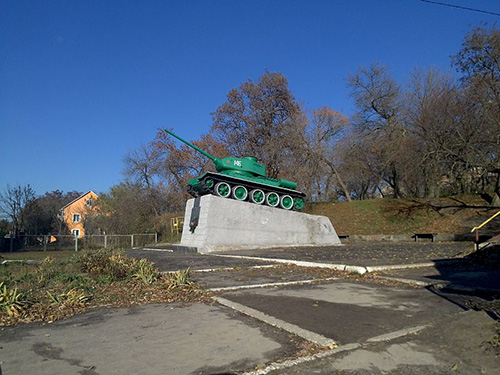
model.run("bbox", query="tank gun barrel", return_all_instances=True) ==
[164,129,219,163]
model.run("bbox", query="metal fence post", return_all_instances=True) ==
[75,235,78,252]
[131,234,134,248]
[475,229,479,251]
[43,235,48,252]
[155,232,158,243]
[104,235,107,248]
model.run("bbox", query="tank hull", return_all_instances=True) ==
[188,172,306,210]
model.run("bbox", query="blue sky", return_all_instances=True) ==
[1,0,498,196]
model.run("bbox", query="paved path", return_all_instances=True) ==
[2,242,498,375]
[128,249,272,271]
[216,242,471,266]
[0,303,299,375]
[220,281,462,345]
[258,310,498,375]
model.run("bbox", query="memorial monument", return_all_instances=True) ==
[164,129,341,253]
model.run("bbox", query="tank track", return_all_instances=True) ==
[188,172,306,210]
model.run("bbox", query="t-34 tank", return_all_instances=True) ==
[164,129,306,210]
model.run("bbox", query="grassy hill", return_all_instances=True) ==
[304,195,500,235]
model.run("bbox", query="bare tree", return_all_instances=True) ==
[0,184,36,236]
[302,106,352,201]
[123,143,159,188]
[452,25,500,204]
[348,63,408,198]
[404,68,458,197]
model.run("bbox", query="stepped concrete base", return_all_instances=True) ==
[180,195,341,254]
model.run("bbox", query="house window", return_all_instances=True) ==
[73,214,81,223]
[72,229,80,237]
[86,198,93,207]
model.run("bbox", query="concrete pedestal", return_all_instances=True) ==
[180,195,341,253]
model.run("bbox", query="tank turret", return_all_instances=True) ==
[164,129,305,210]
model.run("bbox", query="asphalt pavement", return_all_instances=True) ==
[1,241,499,375]
[214,241,471,266]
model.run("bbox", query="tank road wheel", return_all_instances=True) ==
[250,189,265,204]
[265,192,280,207]
[215,182,231,198]
[203,178,215,189]
[280,195,293,210]
[293,197,305,210]
[232,185,248,201]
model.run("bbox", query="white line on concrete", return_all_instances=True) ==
[208,278,338,292]
[213,296,338,347]
[366,259,464,272]
[241,323,433,375]
[212,254,468,275]
[242,343,361,375]
[210,254,368,275]
[141,248,174,252]
[366,324,429,342]
[192,264,277,273]
[1,259,41,265]
[374,275,434,287]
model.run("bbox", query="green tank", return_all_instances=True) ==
[164,129,306,210]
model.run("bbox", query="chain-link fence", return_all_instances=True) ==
[0,233,158,253]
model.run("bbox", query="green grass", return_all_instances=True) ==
[305,195,494,235]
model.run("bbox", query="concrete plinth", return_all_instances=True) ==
[180,195,341,253]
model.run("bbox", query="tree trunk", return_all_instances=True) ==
[324,159,352,202]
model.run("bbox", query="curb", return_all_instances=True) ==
[214,296,338,347]
[1,259,41,265]
[208,277,338,292]
[366,258,465,272]
[241,323,431,375]
[374,275,434,287]
[211,254,468,276]
[210,254,369,275]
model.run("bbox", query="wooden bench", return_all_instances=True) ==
[413,233,436,242]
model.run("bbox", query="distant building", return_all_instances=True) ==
[60,191,98,238]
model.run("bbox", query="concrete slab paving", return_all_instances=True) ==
[127,249,272,272]
[0,303,302,375]
[192,265,338,289]
[254,310,499,375]
[4,243,497,375]
[216,242,472,266]
[220,281,464,345]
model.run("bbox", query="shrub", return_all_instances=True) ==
[47,288,91,307]
[132,259,160,285]
[78,249,132,280]
[164,268,193,289]
[0,282,27,317]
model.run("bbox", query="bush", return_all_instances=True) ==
[133,259,160,285]
[78,249,132,280]
[164,268,193,289]
[0,282,27,317]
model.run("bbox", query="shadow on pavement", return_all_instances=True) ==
[425,249,500,321]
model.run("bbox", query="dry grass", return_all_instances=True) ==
[0,249,210,326]
[305,195,496,235]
